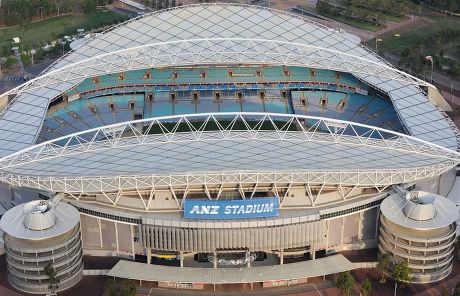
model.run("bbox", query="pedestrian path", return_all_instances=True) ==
[1,75,22,82]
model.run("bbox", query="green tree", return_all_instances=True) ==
[336,271,355,296]
[377,253,391,281]
[455,281,460,296]
[44,262,60,294]
[103,278,117,296]
[361,279,372,296]
[392,260,411,283]
[119,280,136,296]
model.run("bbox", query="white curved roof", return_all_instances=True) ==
[381,192,458,230]
[0,113,459,193]
[0,201,80,240]
[0,4,459,193]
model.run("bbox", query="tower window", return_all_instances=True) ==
[335,72,341,79]
[92,77,100,84]
[201,71,206,78]
[172,71,178,79]
[118,73,125,81]
[170,93,176,100]
[310,69,316,77]
[228,70,233,77]
[214,91,221,100]
[147,93,153,101]
[109,102,115,111]
[130,102,135,110]
[256,70,262,77]
[144,71,151,79]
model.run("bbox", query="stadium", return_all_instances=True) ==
[0,3,460,293]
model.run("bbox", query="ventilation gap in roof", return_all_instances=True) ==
[237,91,243,100]
[319,97,327,108]
[283,67,290,76]
[259,91,266,100]
[337,99,347,112]
[281,90,287,99]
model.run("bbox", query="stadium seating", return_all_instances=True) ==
[39,66,405,142]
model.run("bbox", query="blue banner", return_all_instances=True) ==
[183,198,279,219]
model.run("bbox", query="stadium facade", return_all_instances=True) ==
[0,3,459,293]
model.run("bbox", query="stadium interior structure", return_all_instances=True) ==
[1,3,460,292]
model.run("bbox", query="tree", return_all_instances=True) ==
[377,253,391,282]
[361,279,372,296]
[392,260,411,283]
[455,281,460,296]
[44,262,60,295]
[119,280,136,296]
[336,271,355,296]
[103,278,117,296]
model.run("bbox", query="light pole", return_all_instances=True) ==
[425,55,434,83]
[375,38,382,52]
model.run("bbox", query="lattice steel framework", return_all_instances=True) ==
[0,3,457,159]
[0,113,458,194]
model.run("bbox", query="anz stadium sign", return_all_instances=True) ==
[183,198,279,219]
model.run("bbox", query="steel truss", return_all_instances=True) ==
[0,113,458,194]
[2,38,430,101]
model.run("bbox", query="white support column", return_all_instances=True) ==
[115,222,119,256]
[340,217,345,251]
[375,209,380,239]
[326,220,330,249]
[180,251,184,268]
[246,250,251,268]
[213,251,217,269]
[358,211,364,241]
[97,218,103,249]
[146,248,152,264]
[130,224,135,260]
[280,250,284,265]
[312,242,316,260]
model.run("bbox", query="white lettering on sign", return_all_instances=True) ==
[189,205,220,215]
[184,198,279,219]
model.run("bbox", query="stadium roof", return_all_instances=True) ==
[0,4,459,193]
[0,113,458,193]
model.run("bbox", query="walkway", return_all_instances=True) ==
[107,254,354,284]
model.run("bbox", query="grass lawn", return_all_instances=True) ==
[365,16,460,57]
[0,9,127,51]
[327,14,386,31]
[295,5,385,31]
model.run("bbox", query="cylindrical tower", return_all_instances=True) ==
[0,200,83,294]
[379,191,458,283]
